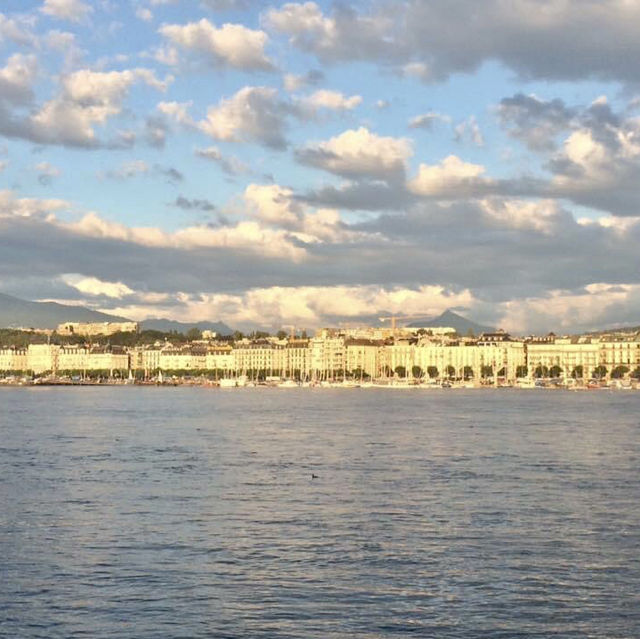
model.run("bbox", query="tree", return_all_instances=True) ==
[592,365,607,379]
[445,365,455,378]
[549,365,563,378]
[611,365,630,379]
[631,367,640,379]
[427,366,439,379]
[186,328,202,341]
[516,365,528,378]
[480,365,493,378]
[394,365,407,378]
[276,330,287,340]
[534,365,549,378]
[497,367,506,377]
[571,365,584,379]
[411,365,423,379]
[463,365,474,379]
[232,330,244,341]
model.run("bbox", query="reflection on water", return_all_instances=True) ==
[2,387,640,638]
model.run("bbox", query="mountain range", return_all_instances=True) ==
[0,292,232,335]
[1,292,498,337]
[407,310,495,335]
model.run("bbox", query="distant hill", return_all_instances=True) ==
[407,309,494,335]
[141,318,233,336]
[0,292,129,329]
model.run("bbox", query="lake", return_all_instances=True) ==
[2,387,640,638]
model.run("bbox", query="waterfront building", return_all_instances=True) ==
[56,321,139,337]
[159,345,207,372]
[345,339,387,379]
[0,347,28,373]
[205,346,234,373]
[310,335,345,379]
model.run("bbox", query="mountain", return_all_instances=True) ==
[140,318,233,336]
[0,292,129,329]
[407,309,495,335]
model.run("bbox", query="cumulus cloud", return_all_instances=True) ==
[265,1,640,86]
[41,0,92,23]
[0,54,38,105]
[295,127,412,181]
[0,14,37,47]
[498,93,576,151]
[0,67,171,148]
[408,155,493,198]
[159,18,273,71]
[4,187,640,331]
[299,89,362,111]
[199,86,292,149]
[62,274,134,299]
[244,183,303,227]
[283,69,324,92]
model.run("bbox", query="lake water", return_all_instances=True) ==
[1,387,640,638]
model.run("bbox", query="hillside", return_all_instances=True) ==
[407,309,495,335]
[0,292,129,329]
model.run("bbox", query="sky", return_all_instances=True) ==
[1,0,640,334]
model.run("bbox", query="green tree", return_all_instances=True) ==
[630,367,640,379]
[463,365,474,379]
[571,365,584,379]
[411,365,423,379]
[186,327,202,341]
[276,330,287,340]
[549,365,563,378]
[445,365,455,379]
[611,365,630,379]
[394,365,407,378]
[480,365,493,378]
[534,365,549,378]
[592,365,607,379]
[427,366,439,379]
[516,365,528,378]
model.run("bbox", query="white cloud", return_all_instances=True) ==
[65,212,309,261]
[480,198,567,235]
[159,18,273,71]
[498,284,640,334]
[41,0,92,22]
[157,100,194,126]
[296,127,412,181]
[20,68,170,148]
[0,54,38,105]
[408,155,492,197]
[0,190,69,218]
[105,284,476,328]
[300,89,362,111]
[244,183,302,227]
[62,274,134,298]
[199,86,290,149]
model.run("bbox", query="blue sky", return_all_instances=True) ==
[2,0,640,333]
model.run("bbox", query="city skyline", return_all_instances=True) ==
[2,1,640,334]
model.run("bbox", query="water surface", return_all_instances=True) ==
[2,387,640,638]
